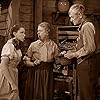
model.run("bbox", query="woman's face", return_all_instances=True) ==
[37,26,48,41]
[69,11,82,25]
[15,27,25,42]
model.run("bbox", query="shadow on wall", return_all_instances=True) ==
[0,35,5,60]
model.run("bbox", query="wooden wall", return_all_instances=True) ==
[0,0,99,55]
[0,1,10,58]
[0,9,8,37]
[0,0,100,51]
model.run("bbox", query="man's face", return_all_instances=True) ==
[69,11,82,25]
[37,26,48,41]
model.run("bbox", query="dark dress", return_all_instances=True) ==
[24,39,59,100]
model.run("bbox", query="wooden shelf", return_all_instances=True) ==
[57,26,79,43]
[57,26,79,52]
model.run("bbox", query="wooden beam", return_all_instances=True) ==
[34,0,42,40]
[12,0,21,25]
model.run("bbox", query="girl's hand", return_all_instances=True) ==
[23,56,30,61]
[11,82,18,92]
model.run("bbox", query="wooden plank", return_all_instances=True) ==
[0,21,7,29]
[0,14,7,21]
[20,0,33,5]
[58,31,78,36]
[1,9,8,14]
[0,29,7,36]
[43,1,55,8]
[20,13,33,22]
[20,21,34,30]
[43,7,55,16]
[20,4,33,14]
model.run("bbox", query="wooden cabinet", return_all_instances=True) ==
[53,26,79,100]
[57,26,79,52]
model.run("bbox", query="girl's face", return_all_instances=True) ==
[15,27,25,42]
[37,26,48,41]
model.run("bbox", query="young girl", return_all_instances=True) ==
[0,24,25,100]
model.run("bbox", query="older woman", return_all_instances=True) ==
[23,22,59,100]
[62,4,97,100]
[0,24,25,100]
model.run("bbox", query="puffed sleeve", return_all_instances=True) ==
[1,43,14,60]
[26,43,34,58]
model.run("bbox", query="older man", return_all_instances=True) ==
[62,4,97,100]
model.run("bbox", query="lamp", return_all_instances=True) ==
[57,0,70,13]
[54,0,70,21]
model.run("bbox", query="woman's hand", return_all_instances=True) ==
[34,59,41,65]
[58,51,67,56]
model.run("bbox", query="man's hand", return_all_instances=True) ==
[64,51,75,59]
